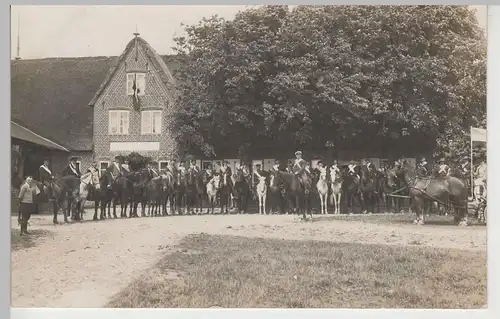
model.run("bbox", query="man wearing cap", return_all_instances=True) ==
[106,156,125,181]
[271,160,281,173]
[437,158,450,177]
[62,156,81,179]
[416,157,430,177]
[147,161,161,179]
[219,161,232,177]
[330,160,341,176]
[347,160,360,179]
[39,159,54,192]
[292,151,309,175]
[189,160,200,174]
[202,163,213,184]
[361,159,375,177]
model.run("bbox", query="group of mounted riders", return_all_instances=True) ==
[16,149,486,235]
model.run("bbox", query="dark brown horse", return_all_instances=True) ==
[131,168,153,217]
[92,172,115,220]
[408,173,469,226]
[191,169,206,214]
[268,169,285,214]
[277,168,314,219]
[160,171,176,216]
[359,168,378,214]
[232,166,251,214]
[342,170,362,214]
[36,175,81,224]
[219,170,233,214]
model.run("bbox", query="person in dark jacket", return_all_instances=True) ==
[61,156,81,178]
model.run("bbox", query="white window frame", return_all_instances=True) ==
[99,161,110,175]
[141,110,162,135]
[108,110,130,135]
[159,160,168,172]
[126,72,146,96]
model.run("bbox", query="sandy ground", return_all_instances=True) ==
[11,210,487,308]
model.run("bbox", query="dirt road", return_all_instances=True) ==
[11,212,486,308]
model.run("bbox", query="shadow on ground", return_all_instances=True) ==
[11,228,56,251]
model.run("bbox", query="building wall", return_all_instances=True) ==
[93,43,179,163]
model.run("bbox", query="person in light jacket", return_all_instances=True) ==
[18,176,38,235]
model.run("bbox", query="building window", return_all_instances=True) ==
[159,160,168,172]
[75,161,81,173]
[126,73,146,96]
[109,110,129,135]
[141,110,162,135]
[99,161,110,175]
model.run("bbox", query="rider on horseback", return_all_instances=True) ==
[347,160,360,179]
[189,160,200,174]
[293,151,311,191]
[272,160,280,173]
[436,158,450,177]
[39,159,55,199]
[416,157,431,177]
[62,156,82,179]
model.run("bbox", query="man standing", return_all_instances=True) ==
[18,176,37,235]
[62,156,81,178]
[189,160,200,175]
[271,160,281,173]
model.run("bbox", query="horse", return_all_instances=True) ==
[268,169,285,215]
[328,167,343,215]
[72,169,101,221]
[92,171,116,220]
[36,175,81,224]
[233,166,251,214]
[129,168,153,217]
[219,170,233,214]
[175,169,189,215]
[255,175,268,215]
[206,175,221,214]
[191,169,206,215]
[386,167,407,214]
[278,168,314,219]
[159,171,176,216]
[184,169,197,215]
[359,168,378,214]
[316,167,329,215]
[145,175,164,217]
[342,170,362,214]
[408,173,469,226]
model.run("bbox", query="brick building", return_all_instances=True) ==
[88,34,180,174]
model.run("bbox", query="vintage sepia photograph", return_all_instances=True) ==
[10,5,487,309]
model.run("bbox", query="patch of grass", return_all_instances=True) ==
[108,234,486,308]
[11,228,55,251]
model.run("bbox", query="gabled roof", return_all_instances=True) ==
[11,51,182,151]
[88,36,177,107]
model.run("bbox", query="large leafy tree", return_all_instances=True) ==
[172,5,486,161]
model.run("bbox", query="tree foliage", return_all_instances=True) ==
[172,5,486,161]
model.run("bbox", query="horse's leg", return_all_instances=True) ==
[93,197,99,221]
[52,199,59,225]
[333,193,338,215]
[338,193,342,215]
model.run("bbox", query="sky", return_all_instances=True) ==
[10,5,488,60]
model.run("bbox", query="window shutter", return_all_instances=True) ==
[127,74,134,95]
[142,111,151,134]
[137,73,146,95]
[109,111,118,134]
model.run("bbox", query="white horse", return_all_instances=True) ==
[206,175,221,214]
[256,175,267,215]
[73,167,100,220]
[329,166,342,215]
[316,166,329,214]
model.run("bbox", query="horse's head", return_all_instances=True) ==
[319,167,328,181]
[258,175,266,185]
[89,168,101,190]
[211,175,221,190]
[329,167,340,183]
